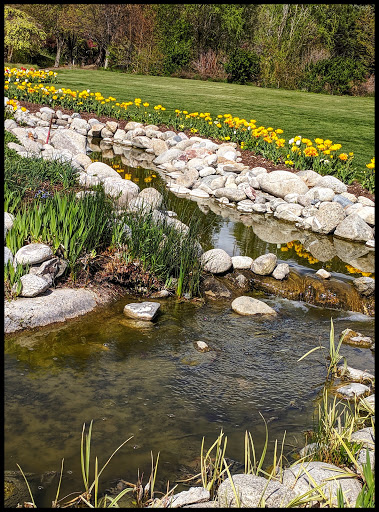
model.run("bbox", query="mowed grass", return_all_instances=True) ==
[8,65,375,171]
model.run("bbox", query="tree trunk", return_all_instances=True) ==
[104,47,110,69]
[54,38,64,68]
[7,46,13,62]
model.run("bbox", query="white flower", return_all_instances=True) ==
[296,139,301,146]
[289,137,294,145]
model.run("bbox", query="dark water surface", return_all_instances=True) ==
[4,154,375,506]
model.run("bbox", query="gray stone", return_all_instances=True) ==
[251,253,277,275]
[50,129,86,156]
[217,473,296,508]
[70,118,90,133]
[4,288,99,333]
[209,176,227,190]
[18,274,50,297]
[201,249,232,274]
[86,161,122,181]
[257,170,309,198]
[15,243,53,266]
[357,196,375,206]
[123,301,160,321]
[231,256,254,270]
[334,213,374,242]
[333,195,354,208]
[314,175,347,193]
[296,169,322,187]
[105,120,118,133]
[311,202,345,234]
[282,461,362,506]
[340,328,373,348]
[199,166,217,177]
[356,206,375,226]
[352,276,375,297]
[4,212,15,231]
[340,366,375,383]
[4,118,18,131]
[214,187,247,202]
[4,247,13,265]
[137,187,163,209]
[313,187,336,202]
[272,263,290,280]
[88,122,105,137]
[190,188,210,198]
[231,296,277,316]
[169,487,210,508]
[337,383,370,399]
[113,129,127,141]
[153,148,183,165]
[73,153,92,170]
[103,177,139,206]
[176,168,199,188]
[316,268,331,279]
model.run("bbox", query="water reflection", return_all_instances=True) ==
[88,147,374,279]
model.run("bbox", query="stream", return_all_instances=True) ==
[4,150,375,507]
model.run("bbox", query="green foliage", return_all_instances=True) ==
[4,130,78,196]
[301,57,368,96]
[4,6,46,62]
[224,48,260,85]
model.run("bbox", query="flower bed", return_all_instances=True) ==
[4,68,375,193]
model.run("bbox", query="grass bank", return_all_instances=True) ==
[47,68,375,172]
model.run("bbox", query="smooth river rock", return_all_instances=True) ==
[251,253,277,275]
[18,274,51,297]
[15,243,53,266]
[201,249,233,274]
[231,296,277,316]
[256,170,309,198]
[231,256,254,270]
[4,288,99,333]
[123,301,161,321]
[282,461,362,506]
[217,474,296,508]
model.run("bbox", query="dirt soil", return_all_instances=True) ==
[17,100,375,202]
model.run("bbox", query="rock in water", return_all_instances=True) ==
[231,296,277,316]
[123,302,161,321]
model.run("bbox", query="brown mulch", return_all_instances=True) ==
[17,100,375,202]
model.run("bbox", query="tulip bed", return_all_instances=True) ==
[4,68,375,193]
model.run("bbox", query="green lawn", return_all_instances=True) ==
[7,65,375,171]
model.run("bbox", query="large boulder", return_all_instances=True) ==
[311,202,345,234]
[50,129,86,156]
[217,473,296,508]
[336,382,370,399]
[86,161,122,181]
[153,148,183,165]
[201,249,232,274]
[102,177,139,206]
[334,214,374,242]
[137,187,163,209]
[256,170,309,198]
[314,175,347,193]
[231,296,277,316]
[281,461,362,506]
[251,253,277,275]
[15,243,53,266]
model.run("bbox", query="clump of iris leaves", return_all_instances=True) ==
[4,129,205,298]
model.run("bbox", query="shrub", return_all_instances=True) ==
[301,57,367,95]
[224,48,260,85]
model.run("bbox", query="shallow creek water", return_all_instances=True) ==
[4,153,375,506]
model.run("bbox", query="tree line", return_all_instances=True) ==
[4,4,375,96]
